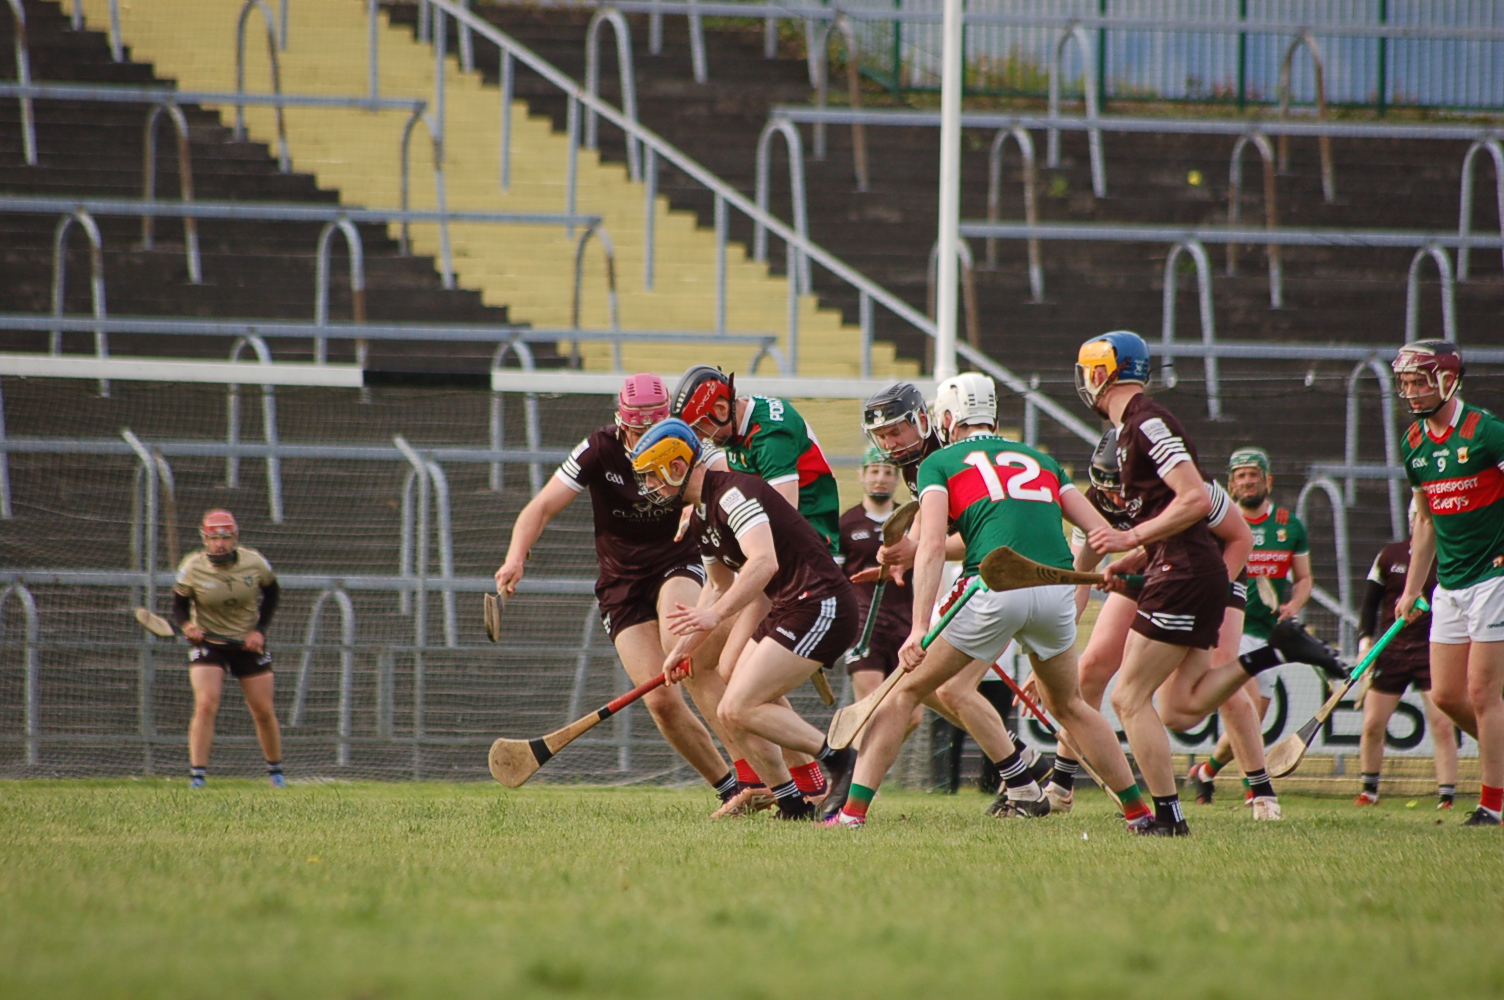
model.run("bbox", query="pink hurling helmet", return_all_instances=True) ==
[616,373,671,431]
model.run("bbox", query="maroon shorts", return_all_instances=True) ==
[1131,571,1228,650]
[1370,649,1431,695]
[188,643,273,679]
[845,620,909,677]
[596,563,706,640]
[754,587,859,667]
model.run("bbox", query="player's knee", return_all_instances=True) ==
[1465,678,1504,715]
[1360,712,1388,742]
[246,701,276,724]
[642,686,686,720]
[717,697,750,731]
[1432,686,1470,721]
[193,694,221,717]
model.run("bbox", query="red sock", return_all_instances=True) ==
[733,759,762,787]
[1481,784,1503,814]
[842,798,870,821]
[790,761,827,795]
[1122,799,1152,823]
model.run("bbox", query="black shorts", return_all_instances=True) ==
[845,621,909,677]
[1370,649,1431,695]
[754,588,859,668]
[596,563,706,640]
[1131,571,1228,650]
[189,643,273,679]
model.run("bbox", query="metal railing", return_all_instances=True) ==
[1458,139,1504,285]
[1297,476,1355,656]
[1343,359,1404,540]
[49,208,108,396]
[0,581,40,765]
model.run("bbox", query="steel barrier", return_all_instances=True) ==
[809,15,867,189]
[1296,477,1354,656]
[490,341,543,493]
[225,335,285,523]
[6,0,35,165]
[1405,245,1458,343]
[290,588,357,765]
[0,582,40,765]
[1458,139,1504,285]
[584,7,642,181]
[753,120,811,295]
[925,238,978,350]
[984,124,1041,303]
[235,0,290,172]
[1157,239,1220,419]
[141,104,202,284]
[1343,359,1404,539]
[1045,22,1104,199]
[314,220,368,367]
[49,209,109,397]
[1275,30,1335,203]
[1226,131,1281,307]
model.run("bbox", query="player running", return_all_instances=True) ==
[1393,340,1504,826]
[494,375,739,810]
[1354,504,1457,808]
[632,419,859,821]
[1044,428,1270,817]
[1074,332,1338,834]
[671,365,840,553]
[827,374,1147,829]
[1186,447,1313,807]
[173,509,284,789]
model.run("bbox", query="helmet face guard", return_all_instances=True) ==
[1393,341,1463,419]
[200,509,239,565]
[861,383,931,464]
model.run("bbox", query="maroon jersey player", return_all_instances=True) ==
[495,375,737,808]
[632,419,859,821]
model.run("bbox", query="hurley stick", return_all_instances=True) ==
[133,608,243,647]
[483,593,503,642]
[489,669,672,787]
[990,665,1121,809]
[827,576,985,750]
[1263,599,1427,778]
[843,500,922,665]
[979,546,1107,591]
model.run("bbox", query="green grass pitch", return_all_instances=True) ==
[3,780,1502,999]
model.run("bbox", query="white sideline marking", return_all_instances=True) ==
[0,354,363,387]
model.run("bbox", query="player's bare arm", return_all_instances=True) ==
[1211,501,1254,579]
[662,560,732,681]
[1399,488,1438,622]
[1279,552,1313,619]
[1088,460,1212,553]
[666,521,778,638]
[495,476,578,595]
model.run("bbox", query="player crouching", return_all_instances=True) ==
[632,419,859,821]
[829,374,1149,829]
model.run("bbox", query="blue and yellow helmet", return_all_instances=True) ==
[1075,331,1152,415]
[630,417,702,504]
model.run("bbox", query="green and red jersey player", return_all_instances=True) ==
[1394,340,1504,825]
[830,373,1145,829]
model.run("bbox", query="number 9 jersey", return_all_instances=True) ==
[915,432,1077,576]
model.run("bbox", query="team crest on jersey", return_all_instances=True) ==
[606,471,625,485]
[1276,529,1287,542]
[851,530,870,540]
[1458,447,1470,465]
[243,574,256,587]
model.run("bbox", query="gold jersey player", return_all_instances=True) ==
[495,375,739,810]
[631,419,859,821]
[1393,340,1504,826]
[828,374,1146,829]
[172,510,283,789]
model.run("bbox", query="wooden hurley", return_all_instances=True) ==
[133,608,243,647]
[1264,600,1426,778]
[826,577,985,750]
[483,593,503,643]
[978,547,1107,592]
[489,671,669,787]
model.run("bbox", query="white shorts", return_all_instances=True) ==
[1430,574,1504,645]
[1240,632,1277,699]
[941,582,1077,665]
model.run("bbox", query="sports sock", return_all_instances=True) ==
[1117,782,1151,822]
[189,766,207,781]
[1203,754,1229,778]
[790,761,827,796]
[1361,773,1380,796]
[1480,784,1503,816]
[1052,755,1081,787]
[266,761,283,777]
[1244,768,1275,799]
[1438,784,1456,805]
[842,782,876,821]
[733,759,761,786]
[1238,645,1285,676]
[1006,731,1036,763]
[994,748,1039,795]
[769,779,802,802]
[1152,794,1185,826]
[712,770,738,802]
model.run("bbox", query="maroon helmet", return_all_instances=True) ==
[1393,340,1464,418]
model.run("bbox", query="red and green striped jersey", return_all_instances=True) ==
[914,433,1075,576]
[1402,401,1504,590]
[1242,507,1308,640]
[722,396,841,554]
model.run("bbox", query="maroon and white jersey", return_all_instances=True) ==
[1116,394,1225,580]
[556,426,699,582]
[691,470,853,612]
[838,504,913,635]
[1367,540,1437,663]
